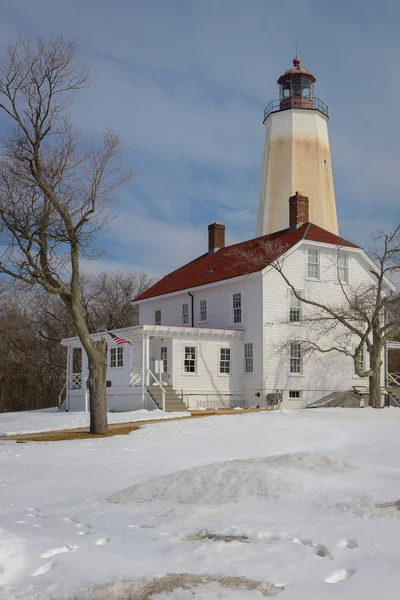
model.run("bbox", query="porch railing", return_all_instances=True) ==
[147,368,166,411]
[388,373,400,388]
[70,373,83,389]
[130,370,143,386]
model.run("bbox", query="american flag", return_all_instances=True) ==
[107,331,132,345]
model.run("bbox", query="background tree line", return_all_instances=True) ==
[0,271,153,413]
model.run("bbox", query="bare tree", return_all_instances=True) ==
[230,227,400,408]
[0,35,132,432]
[80,271,154,332]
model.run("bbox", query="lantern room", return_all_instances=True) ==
[277,57,316,111]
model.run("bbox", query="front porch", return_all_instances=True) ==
[60,324,246,412]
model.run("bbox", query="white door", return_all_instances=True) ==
[160,346,169,382]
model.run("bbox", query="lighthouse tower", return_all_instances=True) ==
[256,57,339,236]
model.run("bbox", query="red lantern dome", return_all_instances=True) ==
[277,57,316,111]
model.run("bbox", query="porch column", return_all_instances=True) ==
[145,335,151,386]
[141,332,146,408]
[66,345,71,409]
[82,351,89,414]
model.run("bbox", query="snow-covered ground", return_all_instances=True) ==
[1,408,400,598]
[0,408,189,436]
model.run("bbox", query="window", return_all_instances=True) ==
[220,348,231,374]
[355,346,365,374]
[154,310,161,325]
[289,290,302,322]
[200,299,207,322]
[290,342,302,374]
[244,343,253,374]
[338,252,348,284]
[182,303,189,325]
[289,390,302,399]
[323,159,328,174]
[307,248,320,279]
[232,293,242,324]
[161,347,167,373]
[110,346,123,368]
[184,346,196,373]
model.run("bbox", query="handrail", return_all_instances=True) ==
[147,368,166,412]
[58,382,67,411]
[263,97,328,121]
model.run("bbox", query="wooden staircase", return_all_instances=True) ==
[146,386,188,412]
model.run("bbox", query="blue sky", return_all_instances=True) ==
[1,0,400,280]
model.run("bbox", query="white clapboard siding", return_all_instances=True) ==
[262,243,386,408]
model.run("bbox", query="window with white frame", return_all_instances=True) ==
[184,346,196,373]
[161,346,167,373]
[232,293,242,324]
[338,252,348,283]
[289,342,302,374]
[110,346,123,368]
[307,248,320,279]
[220,348,231,374]
[289,390,302,399]
[200,299,207,322]
[289,290,302,322]
[355,346,365,374]
[244,343,253,374]
[154,310,161,325]
[182,303,189,325]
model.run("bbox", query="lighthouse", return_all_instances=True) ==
[256,57,339,236]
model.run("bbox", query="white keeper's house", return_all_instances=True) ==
[60,56,398,412]
[60,195,395,412]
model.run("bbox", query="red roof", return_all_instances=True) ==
[134,223,359,302]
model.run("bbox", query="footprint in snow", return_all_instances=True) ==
[292,538,332,558]
[62,517,92,535]
[337,539,358,549]
[62,517,80,524]
[40,545,78,558]
[31,560,57,577]
[94,537,110,546]
[325,568,356,583]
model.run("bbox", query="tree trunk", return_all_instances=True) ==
[369,368,382,409]
[87,339,108,434]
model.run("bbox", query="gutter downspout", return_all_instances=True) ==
[188,292,194,327]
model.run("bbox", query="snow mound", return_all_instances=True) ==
[263,452,352,472]
[107,459,297,505]
[63,574,282,599]
[0,527,25,585]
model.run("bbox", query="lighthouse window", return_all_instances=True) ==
[292,77,302,96]
[302,78,312,98]
[324,159,328,174]
[282,79,291,98]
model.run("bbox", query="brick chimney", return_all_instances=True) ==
[208,222,225,254]
[289,191,309,228]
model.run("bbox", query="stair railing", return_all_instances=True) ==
[147,368,166,412]
[58,381,68,411]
